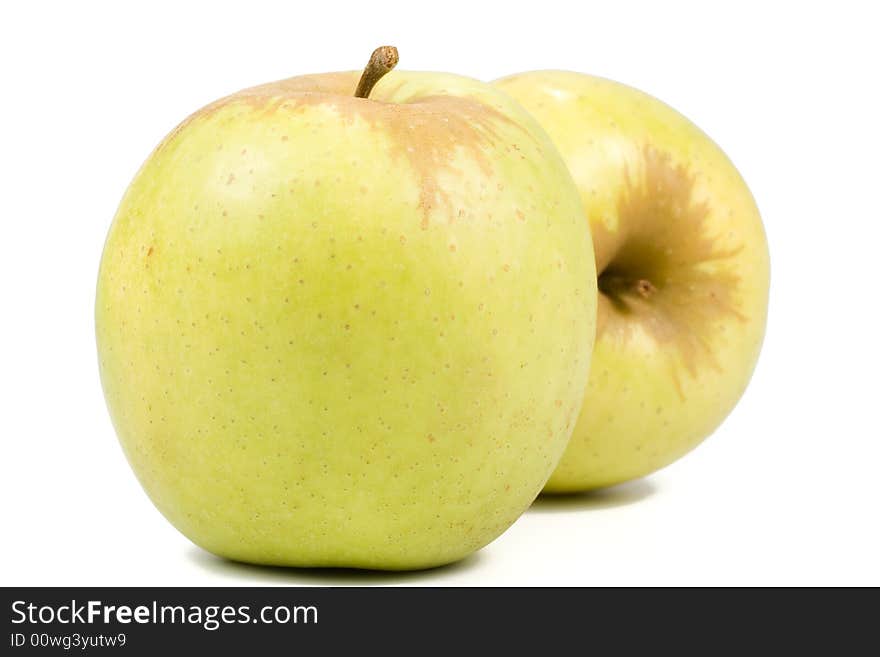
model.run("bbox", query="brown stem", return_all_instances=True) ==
[598,271,658,301]
[354,46,399,99]
[634,279,657,299]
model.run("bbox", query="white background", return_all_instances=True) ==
[2,0,878,586]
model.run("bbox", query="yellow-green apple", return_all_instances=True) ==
[96,49,596,569]
[495,71,769,492]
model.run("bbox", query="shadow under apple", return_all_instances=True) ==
[528,478,658,513]
[186,545,487,585]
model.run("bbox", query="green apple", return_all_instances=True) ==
[96,49,596,569]
[495,71,769,492]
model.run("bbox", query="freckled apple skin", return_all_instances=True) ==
[96,71,596,569]
[495,72,769,492]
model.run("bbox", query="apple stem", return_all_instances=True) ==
[599,271,658,301]
[354,46,399,99]
[634,279,657,298]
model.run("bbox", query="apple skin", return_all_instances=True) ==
[95,70,596,569]
[494,71,769,492]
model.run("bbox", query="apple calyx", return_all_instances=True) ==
[354,46,399,99]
